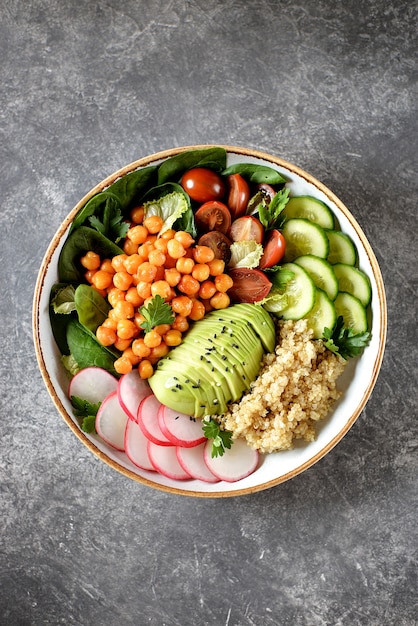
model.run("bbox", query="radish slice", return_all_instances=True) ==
[125,419,155,471]
[95,391,129,451]
[138,395,172,446]
[148,442,191,480]
[203,438,259,482]
[158,405,206,448]
[68,367,118,405]
[176,443,220,483]
[117,370,152,421]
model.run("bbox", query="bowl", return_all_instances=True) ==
[33,145,386,497]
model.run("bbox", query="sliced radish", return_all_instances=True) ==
[95,391,129,451]
[176,443,220,483]
[68,367,118,405]
[148,442,191,480]
[138,395,172,446]
[117,370,152,421]
[158,405,207,448]
[124,419,155,471]
[203,438,259,482]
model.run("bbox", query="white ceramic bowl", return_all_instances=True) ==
[33,145,387,497]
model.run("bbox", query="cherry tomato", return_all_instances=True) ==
[228,268,272,303]
[259,229,286,269]
[256,183,277,203]
[195,201,231,234]
[198,231,232,263]
[226,174,250,219]
[180,168,225,203]
[229,216,264,243]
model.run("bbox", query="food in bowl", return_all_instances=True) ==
[34,145,386,495]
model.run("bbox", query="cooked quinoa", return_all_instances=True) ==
[219,318,346,454]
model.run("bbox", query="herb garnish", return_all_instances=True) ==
[139,295,175,333]
[70,396,101,433]
[257,188,290,231]
[89,207,129,243]
[202,417,233,458]
[323,316,371,360]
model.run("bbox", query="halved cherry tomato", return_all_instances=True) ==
[198,231,232,263]
[180,168,225,203]
[259,229,286,269]
[227,268,272,303]
[256,183,277,203]
[229,216,264,243]
[226,174,250,219]
[195,201,231,234]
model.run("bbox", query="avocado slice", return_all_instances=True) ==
[149,304,276,417]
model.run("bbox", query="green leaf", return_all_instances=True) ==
[58,226,123,283]
[71,396,101,434]
[66,320,119,374]
[157,147,227,184]
[258,188,290,230]
[74,284,111,333]
[222,163,287,185]
[50,284,76,314]
[139,295,175,333]
[61,354,80,377]
[229,240,264,269]
[202,418,233,458]
[323,316,371,360]
[143,191,189,236]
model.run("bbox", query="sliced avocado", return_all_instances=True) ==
[149,303,276,417]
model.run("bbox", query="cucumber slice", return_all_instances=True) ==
[305,289,337,339]
[326,230,357,265]
[265,262,316,320]
[282,218,329,262]
[282,196,335,229]
[333,263,372,307]
[334,292,368,334]
[294,255,339,300]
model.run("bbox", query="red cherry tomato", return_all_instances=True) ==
[226,174,250,219]
[256,183,277,204]
[259,229,286,269]
[197,231,232,263]
[180,168,225,203]
[228,268,272,303]
[230,216,264,243]
[195,201,231,234]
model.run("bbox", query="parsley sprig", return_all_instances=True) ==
[323,316,371,360]
[139,295,175,333]
[202,418,233,458]
[70,396,101,433]
[89,207,129,243]
[257,187,290,231]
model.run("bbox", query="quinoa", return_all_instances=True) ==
[219,318,346,454]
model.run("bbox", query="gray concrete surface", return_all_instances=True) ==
[1,1,417,624]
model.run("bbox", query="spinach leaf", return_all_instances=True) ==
[70,165,158,234]
[49,283,77,355]
[75,284,111,333]
[58,226,123,283]
[221,163,287,185]
[66,320,119,375]
[157,147,227,184]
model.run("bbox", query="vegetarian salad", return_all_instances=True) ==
[50,147,372,484]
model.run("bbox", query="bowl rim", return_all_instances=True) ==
[33,144,387,497]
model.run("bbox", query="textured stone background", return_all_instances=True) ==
[1,1,417,624]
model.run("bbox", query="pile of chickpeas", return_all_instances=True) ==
[80,206,233,378]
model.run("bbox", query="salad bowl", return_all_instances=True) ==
[33,145,386,497]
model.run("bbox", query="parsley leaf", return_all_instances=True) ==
[257,188,290,231]
[323,316,371,360]
[202,418,233,458]
[70,396,101,433]
[89,207,129,243]
[139,295,175,333]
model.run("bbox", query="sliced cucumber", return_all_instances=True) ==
[265,262,316,320]
[326,230,357,265]
[282,218,329,262]
[294,255,339,301]
[333,263,372,307]
[282,196,335,229]
[305,289,337,339]
[334,292,368,334]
